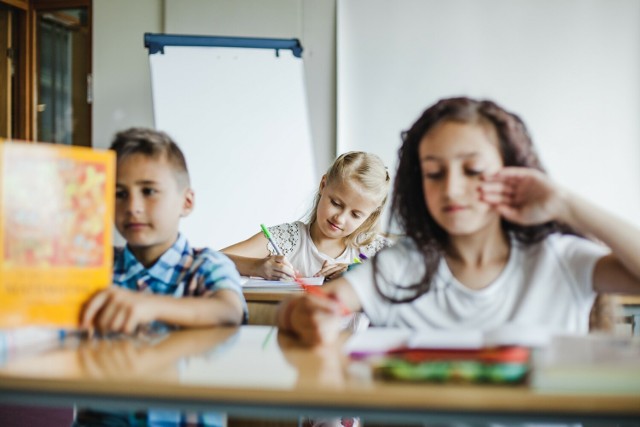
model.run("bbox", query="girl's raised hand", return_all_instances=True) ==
[478,167,568,225]
[314,260,349,281]
[258,255,297,281]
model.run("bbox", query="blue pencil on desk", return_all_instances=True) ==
[260,224,283,255]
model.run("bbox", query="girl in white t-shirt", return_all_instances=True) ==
[222,151,392,281]
[277,96,640,345]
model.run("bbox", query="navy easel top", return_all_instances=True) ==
[144,33,303,58]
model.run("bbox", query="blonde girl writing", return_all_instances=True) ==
[222,151,391,281]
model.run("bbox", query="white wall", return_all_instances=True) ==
[93,0,336,171]
[164,0,336,174]
[338,0,640,227]
[93,0,640,235]
[92,0,337,246]
[92,0,162,149]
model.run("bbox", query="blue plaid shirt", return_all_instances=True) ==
[75,234,246,427]
[112,233,247,320]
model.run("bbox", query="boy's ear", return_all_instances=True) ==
[180,188,195,217]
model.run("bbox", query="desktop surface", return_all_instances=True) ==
[0,326,638,425]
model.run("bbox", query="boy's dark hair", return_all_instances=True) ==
[375,97,573,303]
[110,127,190,188]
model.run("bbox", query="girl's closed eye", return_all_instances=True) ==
[465,168,485,177]
[330,198,342,207]
[351,211,363,219]
[424,171,444,180]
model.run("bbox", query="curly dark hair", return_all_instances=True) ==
[374,97,571,303]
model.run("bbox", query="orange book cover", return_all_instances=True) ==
[0,140,115,328]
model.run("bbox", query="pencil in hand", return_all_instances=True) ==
[294,277,351,316]
[260,223,283,255]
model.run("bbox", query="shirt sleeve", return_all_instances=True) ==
[344,240,424,326]
[196,249,248,320]
[361,234,394,258]
[548,234,610,298]
[267,222,300,256]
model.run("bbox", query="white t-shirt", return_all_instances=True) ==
[345,233,609,334]
[267,221,390,278]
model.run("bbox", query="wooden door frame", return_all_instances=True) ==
[0,0,91,142]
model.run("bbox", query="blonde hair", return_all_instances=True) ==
[307,151,390,248]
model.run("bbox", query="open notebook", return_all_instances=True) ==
[241,276,324,290]
[345,323,553,357]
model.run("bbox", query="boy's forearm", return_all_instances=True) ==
[152,290,244,327]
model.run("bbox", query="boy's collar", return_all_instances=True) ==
[120,233,189,281]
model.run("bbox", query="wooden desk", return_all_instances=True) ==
[244,288,300,326]
[0,326,638,425]
[619,295,640,336]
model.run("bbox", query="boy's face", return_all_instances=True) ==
[115,153,193,266]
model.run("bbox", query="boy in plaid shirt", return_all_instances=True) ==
[81,127,246,332]
[75,128,245,426]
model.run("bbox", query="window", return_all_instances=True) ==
[0,0,91,146]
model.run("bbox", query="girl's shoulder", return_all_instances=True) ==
[267,221,304,255]
[514,232,606,254]
[360,233,395,257]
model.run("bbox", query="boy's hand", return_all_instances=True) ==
[314,260,348,281]
[81,287,157,334]
[259,255,297,281]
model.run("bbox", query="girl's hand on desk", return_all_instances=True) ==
[281,294,343,346]
[258,255,297,281]
[478,167,568,226]
[81,287,157,335]
[315,260,349,281]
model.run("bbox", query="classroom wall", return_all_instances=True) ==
[337,0,640,228]
[92,0,336,174]
[92,0,162,149]
[92,0,336,247]
[93,0,640,234]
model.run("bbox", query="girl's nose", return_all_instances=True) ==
[332,211,346,225]
[444,171,465,197]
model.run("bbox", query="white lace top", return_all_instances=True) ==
[266,221,390,278]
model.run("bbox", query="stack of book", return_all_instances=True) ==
[345,325,551,384]
[531,334,640,393]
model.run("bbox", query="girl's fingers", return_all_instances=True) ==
[273,256,296,278]
[326,265,348,280]
[478,181,517,205]
[319,263,348,276]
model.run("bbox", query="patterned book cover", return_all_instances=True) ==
[0,140,115,328]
